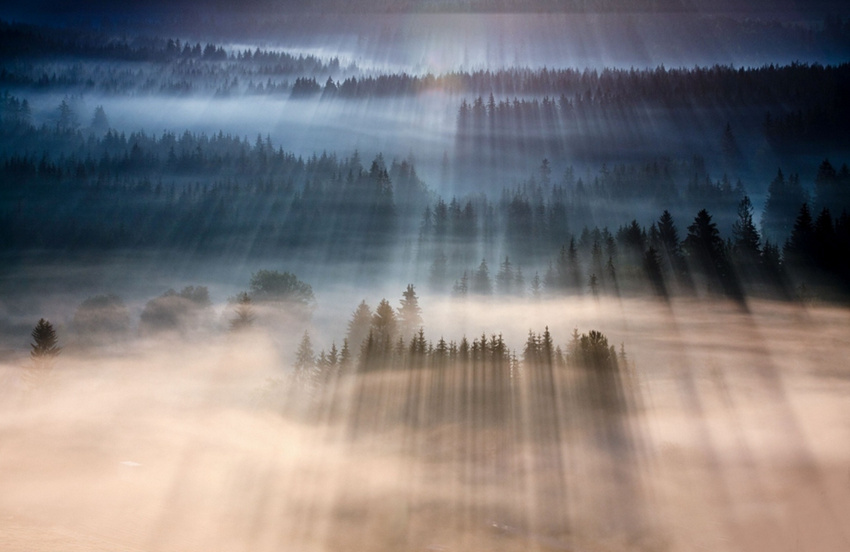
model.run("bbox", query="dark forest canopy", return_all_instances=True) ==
[2,99,848,301]
[2,17,849,102]
[0,19,343,72]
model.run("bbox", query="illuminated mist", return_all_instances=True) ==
[2,2,850,551]
[3,298,850,551]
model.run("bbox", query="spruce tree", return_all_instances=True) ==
[294,331,315,383]
[30,318,61,362]
[472,259,492,295]
[346,301,372,352]
[731,195,762,267]
[397,284,423,338]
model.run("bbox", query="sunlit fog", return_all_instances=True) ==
[2,1,850,551]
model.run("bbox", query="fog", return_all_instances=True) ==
[2,297,850,551]
[3,6,850,550]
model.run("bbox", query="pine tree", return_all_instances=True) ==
[514,266,525,297]
[340,339,352,369]
[371,299,397,350]
[784,203,815,268]
[684,209,738,297]
[27,319,61,388]
[453,270,469,297]
[346,300,372,352]
[530,271,542,299]
[762,169,806,245]
[588,273,599,298]
[397,284,423,338]
[731,195,762,266]
[30,318,61,362]
[472,259,492,295]
[495,256,514,294]
[294,331,315,383]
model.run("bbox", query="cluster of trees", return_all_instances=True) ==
[0,19,339,69]
[4,15,848,114]
[0,104,428,255]
[22,269,313,355]
[452,62,850,161]
[266,63,850,130]
[452,63,849,109]
[3,93,849,298]
[136,270,316,337]
[0,91,32,127]
[0,20,344,96]
[274,289,632,452]
[283,282,625,403]
[423,193,850,301]
[421,157,746,263]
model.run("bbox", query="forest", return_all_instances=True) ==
[2,5,850,552]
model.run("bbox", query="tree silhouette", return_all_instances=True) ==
[90,105,109,135]
[294,331,316,385]
[784,203,815,269]
[495,256,515,294]
[684,209,740,298]
[762,169,806,245]
[346,301,373,353]
[397,284,423,339]
[229,291,255,331]
[139,286,211,335]
[371,299,398,351]
[472,259,492,295]
[30,318,61,362]
[731,195,762,270]
[249,270,314,306]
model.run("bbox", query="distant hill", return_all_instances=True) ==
[7,0,848,18]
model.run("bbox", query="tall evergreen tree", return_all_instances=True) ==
[472,259,492,295]
[294,331,315,382]
[784,203,815,268]
[762,169,806,245]
[731,195,762,267]
[30,318,61,362]
[397,284,423,338]
[346,301,373,352]
[371,299,398,350]
[684,209,739,298]
[495,256,515,295]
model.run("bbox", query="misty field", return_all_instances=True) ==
[3,3,850,551]
[2,297,849,552]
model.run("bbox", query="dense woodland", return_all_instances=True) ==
[2,89,849,302]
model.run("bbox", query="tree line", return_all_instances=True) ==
[0,19,344,97]
[418,179,850,301]
[3,16,848,111]
[3,94,849,298]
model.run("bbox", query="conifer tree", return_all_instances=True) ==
[784,203,815,268]
[397,284,423,338]
[346,301,372,352]
[472,259,492,295]
[30,318,61,362]
[731,195,761,266]
[495,256,514,294]
[294,331,315,372]
[371,299,397,350]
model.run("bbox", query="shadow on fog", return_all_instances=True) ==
[2,297,850,551]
